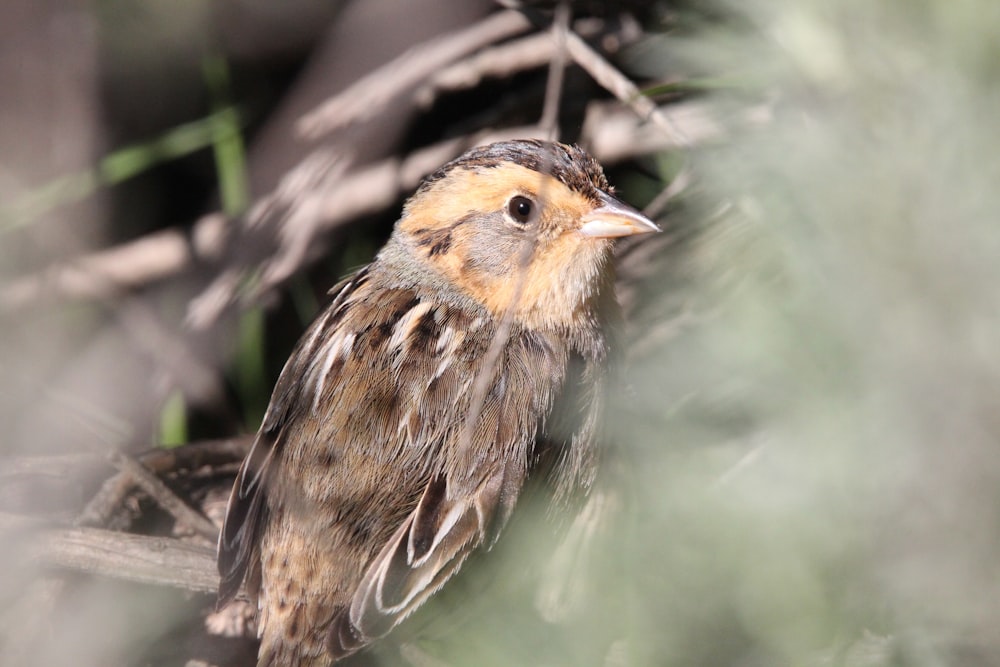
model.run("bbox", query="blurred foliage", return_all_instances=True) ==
[597,0,1000,665]
[0,106,244,234]
[202,54,250,216]
[156,389,188,447]
[234,305,268,429]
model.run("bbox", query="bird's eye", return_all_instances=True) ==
[506,195,536,225]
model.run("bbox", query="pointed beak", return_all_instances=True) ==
[578,195,661,239]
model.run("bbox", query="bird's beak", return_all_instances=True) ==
[578,195,661,239]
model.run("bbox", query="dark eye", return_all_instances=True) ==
[506,195,536,224]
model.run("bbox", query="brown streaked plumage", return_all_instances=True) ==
[217,139,658,666]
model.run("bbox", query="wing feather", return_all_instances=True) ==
[216,269,369,608]
[327,466,517,660]
[217,429,277,606]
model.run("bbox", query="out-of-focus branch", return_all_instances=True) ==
[0,213,230,310]
[1,439,252,598]
[1,6,707,324]
[296,9,532,139]
[1,102,724,317]
[108,451,219,542]
[45,528,219,593]
[74,437,250,530]
[582,100,721,161]
[565,26,690,147]
[495,0,685,144]
[538,1,571,140]
[1,515,221,594]
[414,18,609,106]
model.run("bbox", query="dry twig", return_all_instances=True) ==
[12,518,220,594]
[495,0,685,144]
[73,438,250,530]
[108,451,220,543]
[0,213,230,311]
[1,107,705,317]
[2,439,250,603]
[538,1,571,140]
[414,19,606,106]
[565,28,690,147]
[297,10,532,138]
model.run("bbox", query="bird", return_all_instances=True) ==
[216,139,659,666]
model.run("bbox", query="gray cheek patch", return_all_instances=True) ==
[464,213,531,278]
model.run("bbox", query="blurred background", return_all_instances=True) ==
[2,0,1000,665]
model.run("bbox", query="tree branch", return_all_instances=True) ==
[297,9,532,138]
[3,513,220,595]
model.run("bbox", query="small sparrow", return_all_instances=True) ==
[217,139,658,666]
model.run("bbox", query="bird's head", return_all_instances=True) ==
[386,140,659,330]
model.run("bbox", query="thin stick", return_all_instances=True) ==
[458,238,534,461]
[2,102,713,317]
[1,513,216,593]
[495,0,688,145]
[563,29,690,147]
[415,18,608,106]
[109,451,220,542]
[72,438,249,530]
[538,1,571,140]
[138,436,252,475]
[0,213,230,311]
[297,10,532,138]
[75,469,135,529]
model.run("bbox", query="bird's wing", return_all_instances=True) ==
[216,427,276,606]
[328,464,521,659]
[216,268,371,607]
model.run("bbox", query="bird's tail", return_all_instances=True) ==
[258,630,335,667]
[257,602,336,667]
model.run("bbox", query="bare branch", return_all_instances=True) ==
[138,436,252,475]
[53,525,217,593]
[581,100,720,161]
[538,1,571,140]
[0,104,714,318]
[75,469,135,530]
[73,438,250,530]
[414,18,609,106]
[564,25,691,147]
[109,451,220,543]
[0,213,230,311]
[297,9,532,139]
[492,0,678,142]
[1,513,218,593]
